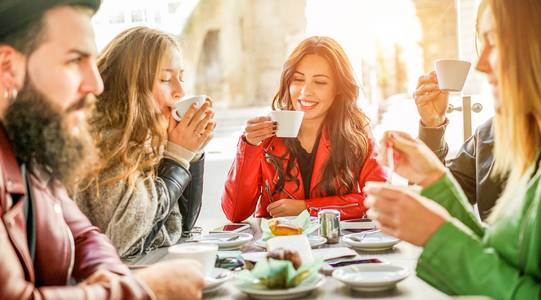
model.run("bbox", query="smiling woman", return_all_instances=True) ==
[221,36,387,222]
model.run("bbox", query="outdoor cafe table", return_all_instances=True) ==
[126,219,486,300]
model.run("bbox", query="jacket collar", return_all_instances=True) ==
[0,124,25,197]
[263,129,331,197]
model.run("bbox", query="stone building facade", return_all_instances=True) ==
[179,0,306,107]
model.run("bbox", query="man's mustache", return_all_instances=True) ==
[66,94,96,113]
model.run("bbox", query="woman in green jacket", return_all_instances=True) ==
[364,0,541,299]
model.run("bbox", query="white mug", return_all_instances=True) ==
[171,95,207,121]
[434,59,471,92]
[270,110,304,138]
[166,243,218,276]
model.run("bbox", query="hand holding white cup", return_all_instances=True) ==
[171,95,209,121]
[270,110,304,138]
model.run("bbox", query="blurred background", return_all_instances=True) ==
[92,0,493,225]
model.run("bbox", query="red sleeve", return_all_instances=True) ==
[221,136,265,222]
[304,145,387,220]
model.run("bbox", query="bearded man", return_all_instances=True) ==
[0,1,205,299]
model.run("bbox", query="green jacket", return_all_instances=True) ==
[416,167,541,299]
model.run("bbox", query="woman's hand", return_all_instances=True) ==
[168,100,216,152]
[267,199,306,217]
[364,183,450,246]
[414,71,449,127]
[244,116,277,146]
[379,131,446,187]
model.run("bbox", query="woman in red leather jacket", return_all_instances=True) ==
[222,36,387,222]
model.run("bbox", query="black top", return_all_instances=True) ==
[296,135,321,199]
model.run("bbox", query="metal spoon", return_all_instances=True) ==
[188,235,241,243]
[348,229,381,243]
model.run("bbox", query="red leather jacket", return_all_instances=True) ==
[221,132,387,222]
[0,126,152,300]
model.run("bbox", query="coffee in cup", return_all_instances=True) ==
[171,95,207,121]
[270,110,304,138]
[166,243,218,276]
[434,59,471,92]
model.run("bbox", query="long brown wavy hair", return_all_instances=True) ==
[83,27,179,189]
[269,36,371,197]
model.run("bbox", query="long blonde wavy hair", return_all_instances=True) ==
[487,0,541,220]
[86,27,180,189]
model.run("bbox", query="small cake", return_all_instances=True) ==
[266,248,302,269]
[268,218,303,236]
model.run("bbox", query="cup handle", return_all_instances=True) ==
[172,109,182,121]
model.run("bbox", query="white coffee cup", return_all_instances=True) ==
[434,59,471,92]
[166,243,218,276]
[171,95,207,121]
[270,110,304,138]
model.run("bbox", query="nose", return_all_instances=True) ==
[475,46,491,74]
[300,81,315,97]
[80,60,104,96]
[172,78,185,100]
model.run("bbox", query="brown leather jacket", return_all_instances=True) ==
[0,125,153,300]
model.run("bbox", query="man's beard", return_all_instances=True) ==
[4,78,96,190]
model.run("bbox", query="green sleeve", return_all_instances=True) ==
[417,221,541,299]
[421,172,484,237]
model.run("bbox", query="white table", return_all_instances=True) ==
[127,221,490,300]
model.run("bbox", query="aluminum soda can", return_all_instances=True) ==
[318,209,340,244]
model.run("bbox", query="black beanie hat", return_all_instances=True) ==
[0,0,101,40]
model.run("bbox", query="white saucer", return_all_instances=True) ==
[191,232,253,250]
[332,263,409,292]
[342,232,400,251]
[235,273,325,300]
[254,235,327,249]
[203,268,233,294]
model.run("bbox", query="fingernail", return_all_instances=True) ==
[273,121,278,125]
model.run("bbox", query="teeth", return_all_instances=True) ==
[300,100,316,107]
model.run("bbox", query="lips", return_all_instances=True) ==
[298,98,318,111]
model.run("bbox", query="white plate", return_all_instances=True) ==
[333,263,409,292]
[342,232,400,251]
[191,232,253,249]
[254,235,327,249]
[203,268,233,294]
[235,273,325,300]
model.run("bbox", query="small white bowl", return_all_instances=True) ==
[333,263,409,292]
